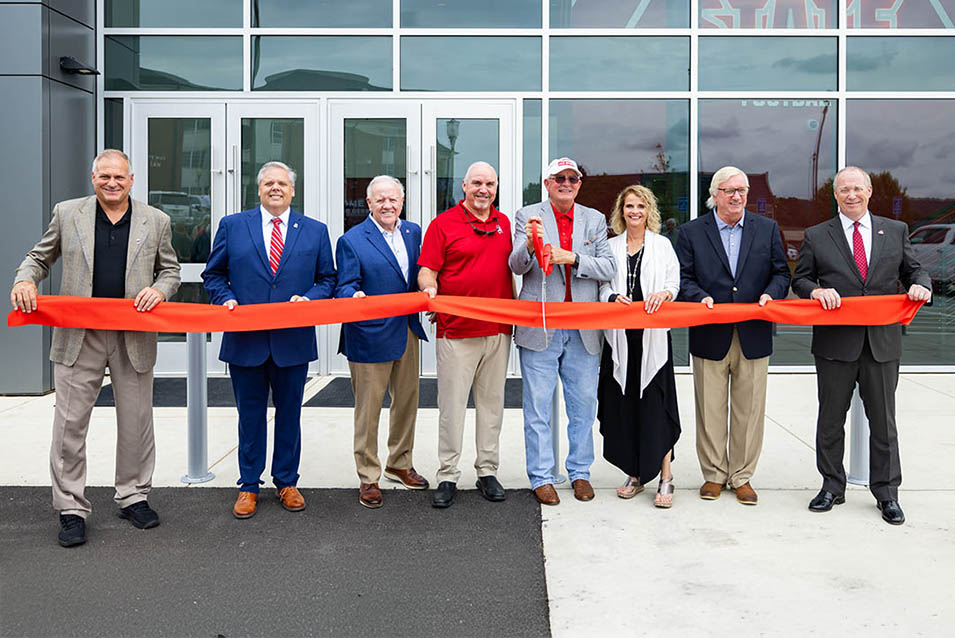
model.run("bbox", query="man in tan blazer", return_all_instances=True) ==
[11,149,180,547]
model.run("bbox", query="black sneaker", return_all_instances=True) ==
[58,514,86,547]
[118,501,160,529]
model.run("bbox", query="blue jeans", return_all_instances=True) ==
[519,329,599,489]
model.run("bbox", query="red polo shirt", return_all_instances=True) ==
[551,202,574,302]
[418,201,513,338]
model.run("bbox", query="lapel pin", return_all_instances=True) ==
[878,229,884,235]
[405,229,410,234]
[293,223,299,228]
[136,238,142,245]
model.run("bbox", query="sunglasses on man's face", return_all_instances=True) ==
[550,175,580,185]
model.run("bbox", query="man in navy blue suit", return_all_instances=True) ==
[335,175,429,509]
[202,161,336,519]
[676,166,790,506]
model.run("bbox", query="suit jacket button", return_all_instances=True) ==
[732,286,738,292]
[272,285,276,289]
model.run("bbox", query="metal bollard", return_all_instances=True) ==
[550,385,566,484]
[182,332,214,484]
[847,385,869,486]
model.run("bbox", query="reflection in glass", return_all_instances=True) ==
[699,98,838,365]
[523,100,542,206]
[241,119,305,213]
[550,37,688,91]
[699,37,836,91]
[252,0,391,27]
[847,99,955,364]
[105,36,243,91]
[104,99,123,151]
[252,37,392,91]
[344,119,407,233]
[436,119,500,214]
[401,37,541,92]
[700,0,835,28]
[551,0,688,27]
[159,284,212,343]
[847,37,955,91]
[148,119,212,265]
[849,0,955,28]
[106,0,241,27]
[402,0,540,27]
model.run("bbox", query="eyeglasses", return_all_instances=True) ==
[717,187,749,196]
[465,217,500,236]
[550,175,581,185]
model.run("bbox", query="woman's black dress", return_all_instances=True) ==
[597,252,681,484]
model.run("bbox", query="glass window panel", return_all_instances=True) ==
[104,98,123,151]
[241,119,305,214]
[699,98,838,365]
[344,119,408,233]
[106,0,241,27]
[549,99,690,363]
[699,37,836,91]
[148,118,213,265]
[550,0,689,27]
[401,37,541,92]
[435,119,500,214]
[523,100,542,206]
[252,37,392,92]
[105,37,242,91]
[848,0,955,28]
[848,100,955,364]
[700,0,836,28]
[252,0,391,27]
[401,0,540,27]
[550,37,688,92]
[847,37,955,92]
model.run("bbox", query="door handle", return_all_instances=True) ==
[424,144,435,175]
[231,144,240,212]
[407,144,418,175]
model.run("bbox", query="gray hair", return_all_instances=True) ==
[706,166,749,210]
[256,161,297,187]
[834,166,872,190]
[366,175,405,199]
[91,149,131,174]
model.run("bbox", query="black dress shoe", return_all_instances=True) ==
[877,500,905,525]
[808,490,846,512]
[476,475,506,502]
[118,501,160,529]
[432,481,457,509]
[58,514,86,548]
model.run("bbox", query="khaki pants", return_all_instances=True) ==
[51,330,155,517]
[435,334,510,484]
[349,330,420,484]
[692,330,768,488]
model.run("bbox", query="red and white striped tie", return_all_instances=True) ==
[269,217,284,275]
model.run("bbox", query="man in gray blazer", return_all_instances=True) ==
[509,157,615,505]
[793,166,930,525]
[11,149,180,547]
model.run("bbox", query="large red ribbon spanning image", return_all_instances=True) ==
[7,293,925,333]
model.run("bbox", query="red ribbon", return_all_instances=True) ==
[7,294,925,333]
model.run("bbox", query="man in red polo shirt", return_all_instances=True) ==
[418,161,513,509]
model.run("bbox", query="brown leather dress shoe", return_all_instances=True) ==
[699,481,723,500]
[383,466,429,490]
[734,482,758,505]
[233,491,258,519]
[534,484,560,506]
[359,482,383,509]
[572,479,595,502]
[277,486,306,512]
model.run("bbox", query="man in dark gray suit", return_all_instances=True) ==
[792,166,931,525]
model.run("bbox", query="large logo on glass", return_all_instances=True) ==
[701,1,954,29]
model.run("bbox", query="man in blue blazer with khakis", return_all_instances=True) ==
[202,161,336,519]
[335,175,429,509]
[676,166,790,506]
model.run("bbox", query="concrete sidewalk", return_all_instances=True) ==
[1,373,953,636]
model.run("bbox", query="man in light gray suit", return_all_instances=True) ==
[11,149,180,547]
[509,157,615,505]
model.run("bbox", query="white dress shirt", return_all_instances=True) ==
[368,214,409,283]
[838,209,872,264]
[260,206,290,256]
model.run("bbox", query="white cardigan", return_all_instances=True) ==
[598,231,680,397]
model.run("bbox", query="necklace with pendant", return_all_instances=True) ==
[627,246,644,298]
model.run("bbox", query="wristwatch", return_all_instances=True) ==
[573,254,580,269]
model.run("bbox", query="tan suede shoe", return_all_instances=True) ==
[734,482,758,505]
[699,481,723,500]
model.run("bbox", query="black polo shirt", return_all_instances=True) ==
[92,199,131,298]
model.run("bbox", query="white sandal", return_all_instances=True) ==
[654,477,674,509]
[616,476,644,500]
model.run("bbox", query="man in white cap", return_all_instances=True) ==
[509,158,615,505]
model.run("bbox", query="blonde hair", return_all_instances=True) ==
[706,166,748,210]
[610,185,661,235]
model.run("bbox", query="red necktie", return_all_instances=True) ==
[269,217,284,274]
[852,221,867,280]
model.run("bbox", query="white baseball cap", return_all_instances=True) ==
[544,157,582,179]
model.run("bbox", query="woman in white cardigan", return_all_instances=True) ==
[597,185,682,507]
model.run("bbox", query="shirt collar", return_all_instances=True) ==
[715,211,744,231]
[460,201,498,222]
[261,206,290,227]
[550,201,574,219]
[368,213,401,235]
[839,210,871,231]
